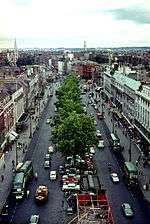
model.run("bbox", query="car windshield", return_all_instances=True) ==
[112,173,117,177]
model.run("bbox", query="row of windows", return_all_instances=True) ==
[136,104,150,128]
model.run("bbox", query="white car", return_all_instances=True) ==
[98,140,104,149]
[48,146,54,153]
[94,105,98,110]
[50,171,57,180]
[110,172,120,183]
[94,120,97,125]
[96,130,102,138]
[46,119,51,124]
[45,154,51,160]
[29,214,40,224]
[90,147,95,154]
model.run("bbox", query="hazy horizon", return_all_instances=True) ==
[0,0,150,49]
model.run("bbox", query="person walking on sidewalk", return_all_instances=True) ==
[12,160,15,167]
[1,174,4,182]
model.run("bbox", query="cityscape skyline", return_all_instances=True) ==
[0,0,150,48]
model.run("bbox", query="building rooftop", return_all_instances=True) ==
[114,71,141,91]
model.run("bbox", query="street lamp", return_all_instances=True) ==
[128,133,132,162]
[29,113,32,138]
[15,140,18,166]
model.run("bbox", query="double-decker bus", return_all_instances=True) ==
[12,161,33,200]
[123,161,138,187]
[110,133,121,151]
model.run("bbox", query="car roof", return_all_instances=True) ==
[123,203,131,207]
[50,171,56,174]
[30,215,39,222]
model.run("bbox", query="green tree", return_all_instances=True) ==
[52,111,97,157]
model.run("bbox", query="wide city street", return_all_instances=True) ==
[3,80,150,224]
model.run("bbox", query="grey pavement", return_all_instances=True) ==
[0,88,49,212]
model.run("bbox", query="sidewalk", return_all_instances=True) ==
[0,87,50,212]
[103,103,150,202]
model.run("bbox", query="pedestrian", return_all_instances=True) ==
[135,160,138,166]
[26,190,30,198]
[62,200,64,207]
[12,160,15,167]
[3,163,6,169]
[1,174,4,182]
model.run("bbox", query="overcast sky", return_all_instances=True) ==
[0,0,150,48]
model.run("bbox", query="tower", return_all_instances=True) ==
[14,38,18,65]
[83,40,87,51]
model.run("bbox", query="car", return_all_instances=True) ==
[98,140,104,149]
[50,171,57,180]
[45,154,51,160]
[44,160,51,168]
[97,112,104,119]
[94,105,98,111]
[35,185,48,203]
[59,165,65,175]
[48,145,54,153]
[94,120,97,125]
[110,172,120,183]
[121,203,134,217]
[96,130,102,138]
[83,107,87,113]
[90,147,95,154]
[46,119,51,124]
[29,215,40,224]
[66,206,74,215]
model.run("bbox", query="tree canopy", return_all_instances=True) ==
[52,74,97,157]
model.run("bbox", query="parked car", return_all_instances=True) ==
[46,119,51,124]
[50,171,57,180]
[90,147,95,155]
[97,112,104,119]
[96,130,102,138]
[48,146,54,153]
[98,140,104,149]
[121,203,134,217]
[29,215,40,224]
[66,206,74,215]
[110,172,120,183]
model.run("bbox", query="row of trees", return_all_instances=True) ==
[52,74,97,158]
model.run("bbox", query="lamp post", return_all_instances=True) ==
[15,139,18,166]
[128,134,132,162]
[29,113,32,138]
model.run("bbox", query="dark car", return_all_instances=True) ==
[59,165,65,175]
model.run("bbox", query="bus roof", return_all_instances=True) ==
[124,162,138,172]
[19,161,32,173]
[13,172,24,184]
